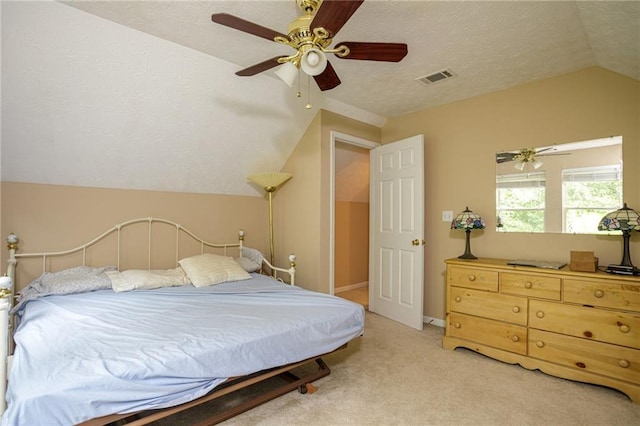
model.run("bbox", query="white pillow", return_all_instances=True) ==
[235,257,261,273]
[107,267,190,292]
[179,254,252,287]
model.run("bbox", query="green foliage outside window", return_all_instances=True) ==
[563,179,622,233]
[496,172,545,232]
[497,187,545,232]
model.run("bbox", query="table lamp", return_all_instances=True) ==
[597,203,640,275]
[451,207,485,259]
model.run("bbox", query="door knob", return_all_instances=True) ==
[412,239,425,246]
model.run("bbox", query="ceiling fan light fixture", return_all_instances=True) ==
[514,162,526,171]
[275,61,299,87]
[532,158,543,169]
[300,48,327,76]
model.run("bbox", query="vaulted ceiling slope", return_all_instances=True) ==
[1,1,638,197]
[62,0,639,117]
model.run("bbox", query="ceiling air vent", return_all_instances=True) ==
[416,68,456,86]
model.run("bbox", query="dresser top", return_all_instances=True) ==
[445,257,640,284]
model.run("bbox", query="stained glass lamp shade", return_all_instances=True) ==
[451,207,486,259]
[598,203,640,269]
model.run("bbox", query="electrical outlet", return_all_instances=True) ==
[442,211,453,222]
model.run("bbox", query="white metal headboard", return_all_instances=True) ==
[8,217,243,276]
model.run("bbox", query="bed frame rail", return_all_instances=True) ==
[79,353,336,426]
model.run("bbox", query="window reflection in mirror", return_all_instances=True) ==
[496,136,622,234]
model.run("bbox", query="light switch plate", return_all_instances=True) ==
[442,211,453,222]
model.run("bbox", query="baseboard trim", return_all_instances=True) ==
[334,282,368,293]
[423,316,445,328]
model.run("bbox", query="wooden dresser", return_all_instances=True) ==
[443,257,640,403]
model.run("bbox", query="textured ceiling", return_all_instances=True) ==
[2,1,638,197]
[62,0,640,118]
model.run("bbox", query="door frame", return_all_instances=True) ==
[329,131,379,295]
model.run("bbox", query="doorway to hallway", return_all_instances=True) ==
[333,140,370,310]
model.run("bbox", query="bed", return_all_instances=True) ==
[0,217,365,425]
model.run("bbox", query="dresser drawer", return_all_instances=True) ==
[448,266,498,291]
[450,287,528,325]
[529,329,640,384]
[448,312,527,355]
[529,300,640,349]
[501,272,561,300]
[564,278,640,313]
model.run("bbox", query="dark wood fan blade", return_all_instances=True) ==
[335,42,408,62]
[496,152,517,163]
[536,147,554,154]
[212,13,287,42]
[236,57,284,76]
[314,61,341,91]
[311,0,365,38]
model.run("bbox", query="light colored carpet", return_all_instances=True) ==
[153,311,640,425]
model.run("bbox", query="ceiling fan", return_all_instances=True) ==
[211,0,408,92]
[496,147,570,170]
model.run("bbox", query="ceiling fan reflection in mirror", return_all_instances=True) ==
[496,147,570,170]
[211,0,408,108]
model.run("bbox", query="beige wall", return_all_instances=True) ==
[335,201,369,289]
[1,182,268,290]
[3,67,637,325]
[279,110,381,293]
[277,113,323,291]
[382,67,640,321]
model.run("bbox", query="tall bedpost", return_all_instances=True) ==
[1,233,18,414]
[288,254,296,287]
[238,229,244,258]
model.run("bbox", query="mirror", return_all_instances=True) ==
[496,136,623,234]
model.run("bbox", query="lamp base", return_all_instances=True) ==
[604,264,639,275]
[458,229,478,260]
[458,253,478,260]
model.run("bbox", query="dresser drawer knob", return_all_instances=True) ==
[576,362,586,369]
[619,359,630,369]
[618,324,630,333]
[454,322,461,329]
[594,290,604,298]
[467,274,476,282]
[454,296,462,303]
[536,341,545,348]
[583,331,593,338]
[536,311,545,319]
[524,281,533,289]
[511,335,520,342]
[512,306,521,313]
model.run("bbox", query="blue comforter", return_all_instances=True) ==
[2,275,364,425]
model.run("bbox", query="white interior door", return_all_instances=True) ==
[369,135,424,330]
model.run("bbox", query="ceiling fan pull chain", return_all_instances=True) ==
[305,74,312,109]
[297,67,302,98]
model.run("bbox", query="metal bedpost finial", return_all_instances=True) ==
[238,229,244,241]
[289,254,296,268]
[6,233,18,251]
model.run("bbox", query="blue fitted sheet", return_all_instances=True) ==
[2,274,365,425]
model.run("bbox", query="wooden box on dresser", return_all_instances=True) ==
[443,257,640,403]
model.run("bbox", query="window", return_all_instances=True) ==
[496,172,545,232]
[562,165,622,233]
